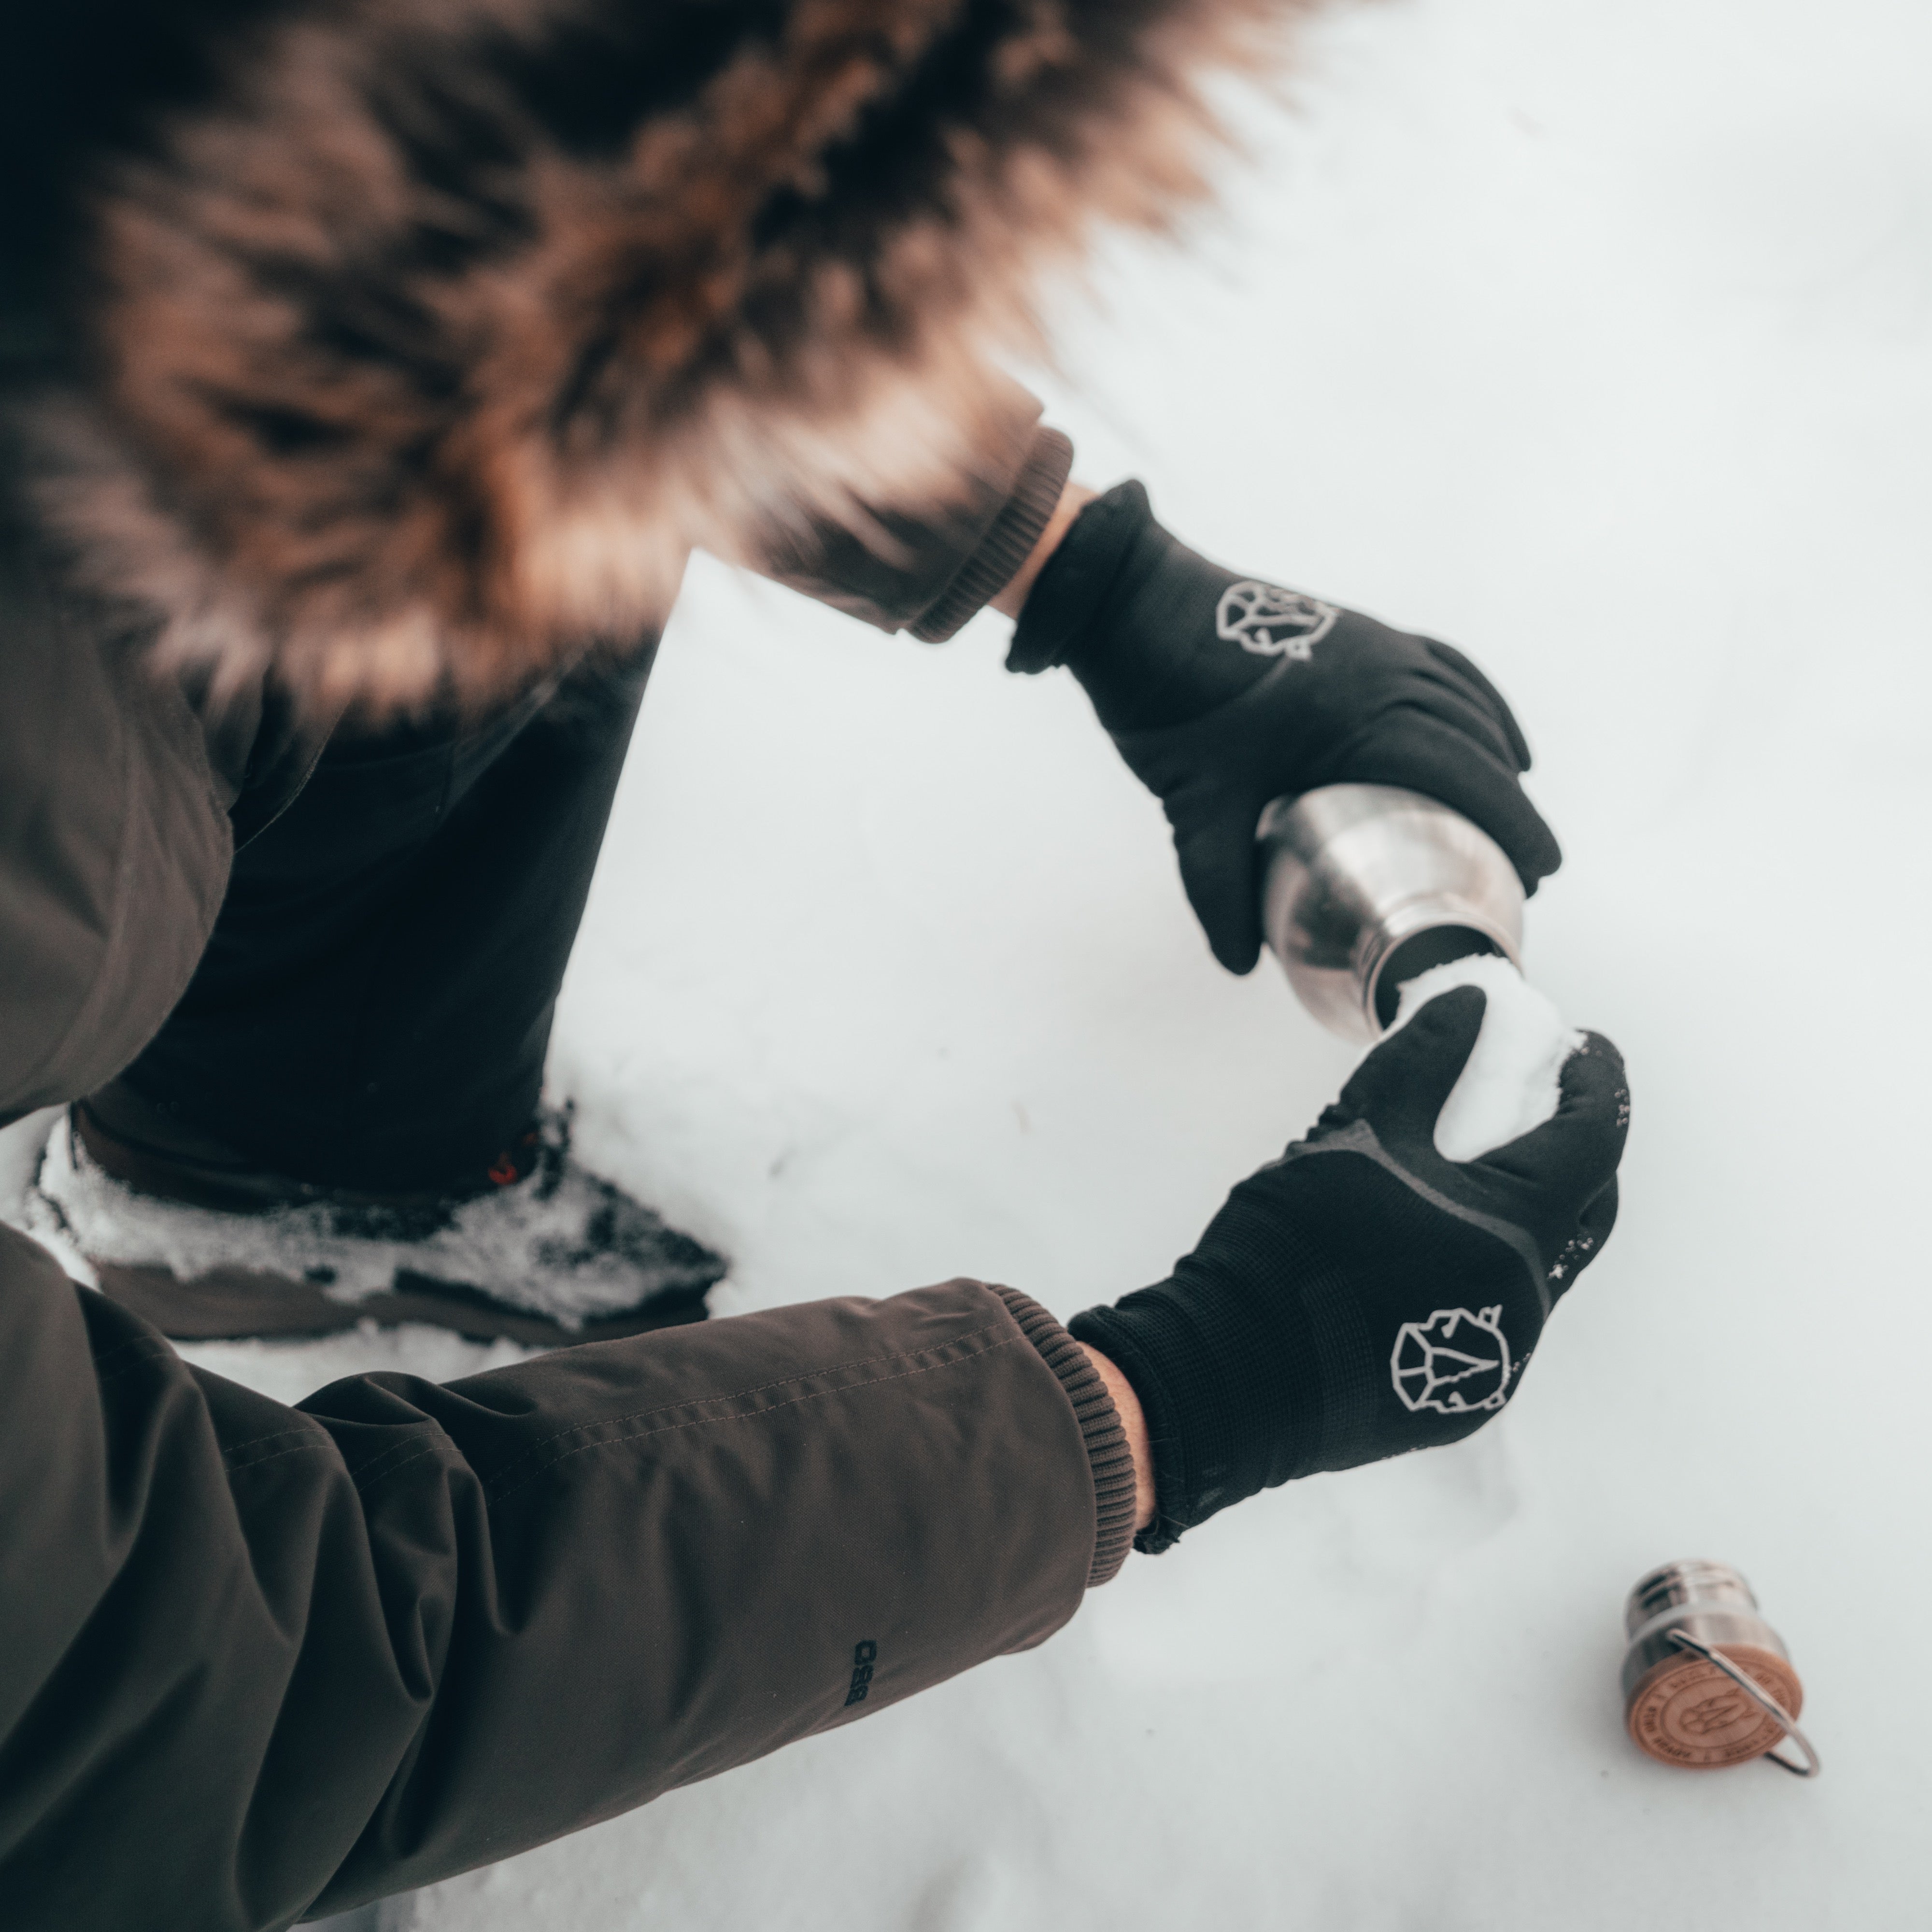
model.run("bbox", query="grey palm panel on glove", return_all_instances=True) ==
[1009,482,1562,972]
[1069,987,1628,1551]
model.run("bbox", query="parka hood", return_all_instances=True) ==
[17,0,1321,714]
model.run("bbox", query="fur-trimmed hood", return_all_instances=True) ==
[14,0,1319,712]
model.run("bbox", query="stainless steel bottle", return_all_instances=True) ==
[1257,784,1525,1042]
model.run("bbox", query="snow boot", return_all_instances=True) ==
[29,1085,723,1346]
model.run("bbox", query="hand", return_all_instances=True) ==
[1009,483,1561,973]
[1070,986,1627,1548]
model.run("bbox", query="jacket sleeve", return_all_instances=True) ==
[0,500,232,1123]
[0,1222,1130,1931]
[756,381,1074,641]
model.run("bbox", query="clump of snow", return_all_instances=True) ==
[29,1111,717,1325]
[1387,952,1583,1162]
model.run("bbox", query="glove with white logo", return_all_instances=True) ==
[1009,482,1562,973]
[1067,986,1627,1551]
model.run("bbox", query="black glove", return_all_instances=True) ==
[1069,986,1627,1550]
[1011,483,1562,973]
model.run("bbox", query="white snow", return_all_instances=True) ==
[1387,952,1582,1161]
[5,0,1930,1925]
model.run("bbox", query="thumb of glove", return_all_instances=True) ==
[1171,803,1266,975]
[1473,1027,1629,1289]
[1330,983,1489,1152]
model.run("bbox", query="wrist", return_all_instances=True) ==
[1005,479,1146,674]
[989,478,1096,619]
[1005,480,1278,732]
[1070,1192,1340,1549]
[1077,1343,1156,1533]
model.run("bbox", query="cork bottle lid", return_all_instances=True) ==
[1626,1645,1804,1770]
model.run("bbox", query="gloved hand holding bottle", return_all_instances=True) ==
[1009,482,1563,973]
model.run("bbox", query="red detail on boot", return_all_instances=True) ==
[486,1155,521,1187]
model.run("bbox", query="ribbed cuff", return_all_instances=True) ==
[909,428,1075,642]
[992,1286,1137,1587]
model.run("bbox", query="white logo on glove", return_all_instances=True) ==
[1214,582,1339,659]
[1391,1306,1513,1414]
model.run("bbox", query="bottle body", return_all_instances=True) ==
[1257,784,1526,1042]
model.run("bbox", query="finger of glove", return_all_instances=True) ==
[1326,714,1563,892]
[1173,811,1264,974]
[1425,639,1534,771]
[1336,984,1487,1145]
[1400,665,1525,772]
[1476,1029,1630,1217]
[1399,653,1530,765]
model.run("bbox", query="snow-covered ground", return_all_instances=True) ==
[11,0,1931,1923]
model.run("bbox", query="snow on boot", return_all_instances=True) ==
[29,1101,724,1346]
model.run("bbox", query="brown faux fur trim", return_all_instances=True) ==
[37,0,1324,714]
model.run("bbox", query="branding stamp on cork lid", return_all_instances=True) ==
[1620,1561,1819,1776]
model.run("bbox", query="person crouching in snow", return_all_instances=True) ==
[0,1,1627,1926]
